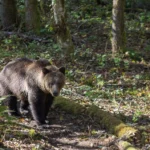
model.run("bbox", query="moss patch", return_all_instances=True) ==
[118,141,140,150]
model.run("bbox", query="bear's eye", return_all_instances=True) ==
[50,82,54,86]
[57,82,63,87]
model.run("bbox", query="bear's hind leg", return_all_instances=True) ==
[7,96,20,116]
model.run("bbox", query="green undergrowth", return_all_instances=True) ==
[0,37,150,123]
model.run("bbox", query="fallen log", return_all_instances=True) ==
[54,96,140,150]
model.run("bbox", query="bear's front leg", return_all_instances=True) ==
[20,100,29,116]
[44,94,54,120]
[28,90,46,126]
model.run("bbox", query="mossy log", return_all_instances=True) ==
[54,97,140,150]
[118,141,139,150]
[54,97,137,138]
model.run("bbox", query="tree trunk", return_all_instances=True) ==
[25,0,40,33]
[0,1,2,27]
[52,0,74,56]
[111,0,125,54]
[0,0,17,30]
[96,0,107,6]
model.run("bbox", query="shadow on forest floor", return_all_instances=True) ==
[2,108,119,150]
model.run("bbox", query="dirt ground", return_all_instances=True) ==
[2,107,120,150]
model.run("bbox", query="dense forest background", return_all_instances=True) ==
[0,0,150,149]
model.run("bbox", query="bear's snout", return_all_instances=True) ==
[52,91,59,97]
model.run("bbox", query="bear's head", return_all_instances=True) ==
[42,65,65,97]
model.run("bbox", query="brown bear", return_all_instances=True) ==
[0,58,65,127]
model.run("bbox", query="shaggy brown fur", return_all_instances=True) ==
[0,58,65,127]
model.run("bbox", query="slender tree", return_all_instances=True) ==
[25,0,40,32]
[0,0,17,30]
[111,0,125,54]
[52,0,74,56]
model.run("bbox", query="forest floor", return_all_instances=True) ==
[0,64,149,150]
[0,31,150,149]
[0,4,150,149]
[0,107,119,150]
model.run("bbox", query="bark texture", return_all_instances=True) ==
[112,0,125,54]
[0,0,17,30]
[25,0,40,32]
[52,0,74,56]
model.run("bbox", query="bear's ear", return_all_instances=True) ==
[42,68,49,74]
[59,67,65,75]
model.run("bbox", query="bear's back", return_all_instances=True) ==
[0,58,51,96]
[1,58,33,79]
[0,58,33,96]
[1,58,51,77]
